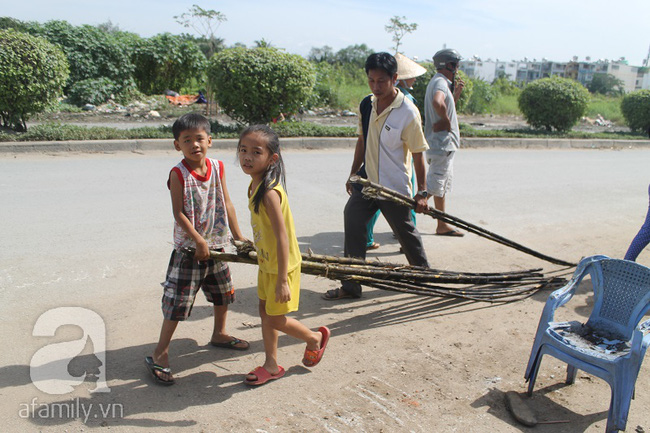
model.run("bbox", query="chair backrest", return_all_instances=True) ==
[586,258,650,340]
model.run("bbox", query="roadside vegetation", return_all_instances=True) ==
[0,13,648,142]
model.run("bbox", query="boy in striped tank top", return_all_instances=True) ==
[145,113,249,385]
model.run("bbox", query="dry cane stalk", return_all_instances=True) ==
[184,245,564,303]
[350,176,576,267]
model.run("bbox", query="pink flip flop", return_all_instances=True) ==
[244,366,285,386]
[302,326,331,367]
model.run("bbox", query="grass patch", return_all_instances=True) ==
[585,95,624,124]
[0,121,357,142]
[0,123,171,142]
[334,83,369,112]
[459,123,646,140]
[487,94,520,116]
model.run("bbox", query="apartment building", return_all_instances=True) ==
[459,56,649,92]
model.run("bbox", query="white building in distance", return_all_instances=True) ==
[459,56,649,93]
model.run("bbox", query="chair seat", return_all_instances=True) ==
[548,321,631,361]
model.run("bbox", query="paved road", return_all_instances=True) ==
[1,147,649,431]
[2,147,648,311]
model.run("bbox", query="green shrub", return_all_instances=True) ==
[67,77,116,106]
[0,29,69,131]
[621,89,650,133]
[27,20,138,91]
[464,78,497,114]
[208,47,315,124]
[132,33,207,95]
[518,76,590,131]
[491,76,521,96]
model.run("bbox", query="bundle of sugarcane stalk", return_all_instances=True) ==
[350,176,576,267]
[187,242,567,303]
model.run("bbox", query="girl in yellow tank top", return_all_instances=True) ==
[237,125,330,386]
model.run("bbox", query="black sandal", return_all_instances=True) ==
[322,288,358,300]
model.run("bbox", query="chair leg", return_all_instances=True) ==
[526,353,543,396]
[566,364,578,384]
[606,380,635,433]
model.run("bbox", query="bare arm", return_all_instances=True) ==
[220,166,246,241]
[432,90,450,132]
[263,189,291,303]
[346,135,365,195]
[412,152,428,213]
[169,172,209,260]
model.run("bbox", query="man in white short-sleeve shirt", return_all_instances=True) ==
[322,52,430,301]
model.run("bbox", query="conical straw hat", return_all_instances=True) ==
[395,53,427,80]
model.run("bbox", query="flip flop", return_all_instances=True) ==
[322,288,358,301]
[144,356,175,386]
[303,326,331,367]
[210,337,250,351]
[436,229,464,237]
[244,366,285,386]
[366,242,380,250]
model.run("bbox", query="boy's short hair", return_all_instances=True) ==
[365,52,398,77]
[172,113,211,140]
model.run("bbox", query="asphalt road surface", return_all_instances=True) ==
[1,147,649,432]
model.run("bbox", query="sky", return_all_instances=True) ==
[4,0,649,66]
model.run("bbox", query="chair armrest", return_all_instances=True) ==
[630,319,650,354]
[539,255,606,322]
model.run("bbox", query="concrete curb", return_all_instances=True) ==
[462,137,650,149]
[1,136,649,154]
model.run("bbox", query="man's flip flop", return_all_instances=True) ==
[144,356,175,386]
[210,337,250,351]
[436,230,464,237]
[244,366,285,386]
[366,242,380,250]
[322,288,358,300]
[303,326,331,367]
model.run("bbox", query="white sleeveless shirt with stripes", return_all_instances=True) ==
[169,158,230,250]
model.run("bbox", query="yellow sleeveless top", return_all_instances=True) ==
[248,182,302,274]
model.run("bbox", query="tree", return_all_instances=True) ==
[621,89,650,134]
[0,29,69,131]
[174,4,226,59]
[132,33,207,95]
[587,73,624,96]
[0,16,31,32]
[518,76,590,132]
[384,16,417,54]
[208,47,315,124]
[254,38,273,48]
[335,43,374,68]
[96,20,121,34]
[27,20,137,91]
[180,33,225,59]
[308,45,335,64]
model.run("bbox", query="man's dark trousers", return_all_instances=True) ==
[341,188,429,297]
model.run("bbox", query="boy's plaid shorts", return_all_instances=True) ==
[161,249,234,321]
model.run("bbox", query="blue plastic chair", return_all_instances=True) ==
[524,255,650,432]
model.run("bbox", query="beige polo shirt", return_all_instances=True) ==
[357,91,428,197]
